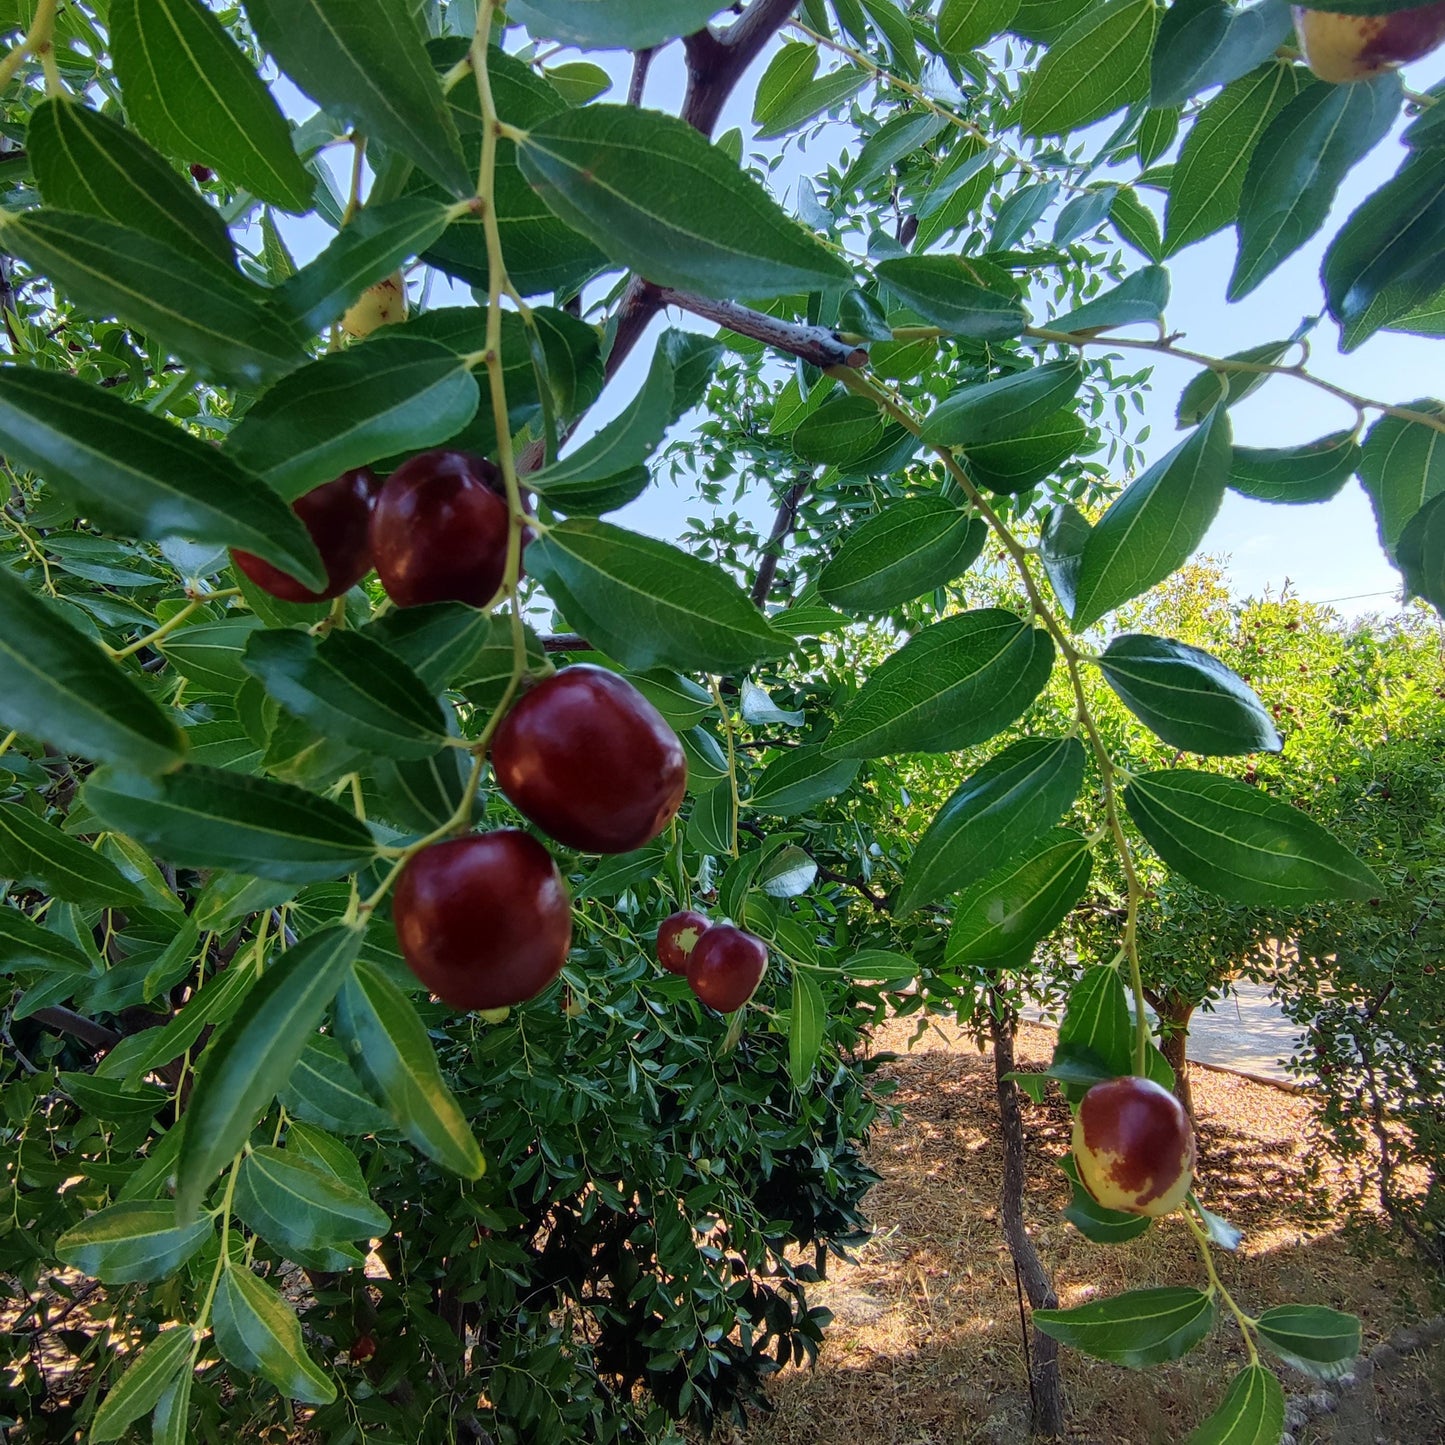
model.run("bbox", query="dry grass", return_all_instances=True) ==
[727,1019,1444,1445]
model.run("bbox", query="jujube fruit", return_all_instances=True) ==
[343,270,407,339]
[189,163,214,183]
[686,924,768,1013]
[1293,1,1445,83]
[656,909,711,975]
[231,467,379,603]
[392,830,572,1010]
[1072,1075,1196,1217]
[491,665,688,853]
[370,449,514,609]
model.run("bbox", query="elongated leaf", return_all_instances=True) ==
[1124,769,1381,904]
[0,804,144,908]
[1034,1288,1216,1368]
[1228,432,1359,504]
[842,110,948,193]
[789,969,827,1087]
[279,1035,390,1135]
[1111,186,1164,261]
[897,737,1086,915]
[1053,185,1119,246]
[923,360,1083,447]
[0,209,305,385]
[754,43,869,139]
[747,748,860,817]
[85,766,377,884]
[1058,965,1134,1082]
[28,99,235,271]
[1150,0,1292,108]
[175,926,362,1217]
[158,617,262,695]
[110,0,311,211]
[819,498,986,611]
[939,0,1022,53]
[1398,492,1445,614]
[1062,1151,1154,1243]
[517,105,849,301]
[1357,406,1445,553]
[1187,1365,1285,1445]
[759,844,817,899]
[991,178,1059,251]
[1097,633,1281,755]
[0,904,95,974]
[876,255,1030,339]
[1255,1304,1360,1381]
[0,567,184,773]
[365,602,495,693]
[89,1326,194,1444]
[527,519,788,673]
[247,0,469,196]
[1231,73,1402,299]
[151,1367,192,1445]
[1175,340,1291,426]
[792,396,887,466]
[213,1262,336,1405]
[1047,265,1170,334]
[234,1145,387,1257]
[57,1202,211,1284]
[334,958,485,1178]
[1041,503,1090,617]
[507,0,733,47]
[1072,404,1231,629]
[945,828,1092,968]
[827,608,1055,758]
[967,411,1090,493]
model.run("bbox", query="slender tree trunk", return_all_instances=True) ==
[1154,993,1196,1125]
[989,998,1065,1437]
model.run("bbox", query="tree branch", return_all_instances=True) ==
[627,46,655,106]
[751,477,810,606]
[31,1006,120,1050]
[655,287,868,369]
[541,633,594,653]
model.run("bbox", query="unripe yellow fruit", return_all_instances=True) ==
[341,271,407,339]
[1292,2,1445,84]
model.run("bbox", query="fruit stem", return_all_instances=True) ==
[105,598,204,662]
[1183,1209,1259,1364]
[340,132,367,227]
[0,729,15,761]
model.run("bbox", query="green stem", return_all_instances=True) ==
[0,0,58,91]
[1184,1210,1259,1364]
[106,598,203,662]
[194,1155,243,1331]
[710,677,740,859]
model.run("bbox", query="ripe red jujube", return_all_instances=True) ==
[392,830,572,1010]
[1072,1075,1196,1217]
[491,665,688,854]
[231,467,379,603]
[656,909,711,975]
[686,924,768,1013]
[370,449,514,608]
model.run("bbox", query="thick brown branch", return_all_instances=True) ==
[656,287,867,369]
[31,1006,120,1050]
[627,46,655,106]
[751,477,810,606]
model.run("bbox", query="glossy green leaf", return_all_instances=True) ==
[85,766,377,884]
[1397,492,1445,614]
[1175,341,1291,426]
[923,360,1083,448]
[175,925,362,1218]
[369,748,473,833]
[506,0,733,47]
[945,828,1092,968]
[1058,966,1135,1084]
[57,1202,211,1284]
[842,111,947,193]
[285,1120,369,1193]
[1047,264,1170,334]
[151,1367,192,1445]
[686,775,736,857]
[364,602,495,693]
[827,608,1055,758]
[28,99,235,271]
[1062,1152,1154,1243]
[1017,0,1159,138]
[991,178,1060,250]
[1111,186,1164,261]
[1231,73,1402,299]
[1053,185,1119,246]
[234,1145,387,1257]
[747,748,861,817]
[213,1261,336,1405]
[1072,403,1231,629]
[0,903,94,975]
[789,969,826,1087]
[1357,406,1445,552]
[543,61,611,104]
[247,0,470,196]
[966,411,1090,493]
[1034,1288,1216,1368]
[334,958,485,1178]
[939,0,1022,53]
[0,566,185,774]
[0,209,305,385]
[516,105,850,301]
[243,629,451,760]
[1187,1365,1285,1445]
[59,1073,168,1124]
[1040,503,1091,617]
[754,43,869,139]
[860,0,921,76]
[843,949,918,982]
[876,255,1030,339]
[758,844,818,899]
[89,1326,194,1443]
[1228,432,1359,504]
[1097,633,1282,755]
[110,0,311,211]
[897,737,1086,916]
[279,1035,391,1135]
[0,368,322,584]
[1255,1304,1361,1381]
[160,617,264,693]
[527,519,788,673]
[1125,769,1382,904]
[793,395,886,466]
[1149,0,1292,108]
[819,498,985,611]
[0,804,144,908]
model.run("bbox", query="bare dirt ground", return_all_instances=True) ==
[730,1018,1445,1445]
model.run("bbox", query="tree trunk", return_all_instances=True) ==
[1154,993,1196,1125]
[989,998,1066,1438]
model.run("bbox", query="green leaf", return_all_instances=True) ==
[1047,264,1170,334]
[1017,0,1159,139]
[0,805,143,908]
[213,1261,336,1405]
[819,498,986,611]
[1397,492,1445,614]
[860,0,921,75]
[1255,1304,1361,1381]
[247,0,470,196]
[1053,185,1119,246]
[89,1326,194,1444]
[1111,186,1164,261]
[59,1073,168,1124]
[1231,73,1402,299]
[1149,0,1292,108]
[945,828,1092,968]
[875,255,1030,339]
[1060,1152,1153,1242]
[1071,403,1231,629]
[506,0,733,48]
[285,1120,370,1193]
[991,178,1059,250]
[85,766,378,884]
[922,360,1083,448]
[842,111,947,194]
[747,747,861,817]
[110,0,312,211]
[1175,341,1291,426]
[827,609,1055,758]
[151,1367,192,1445]
[543,62,612,105]
[527,519,788,673]
[0,368,323,585]
[897,737,1086,916]
[1187,1365,1285,1445]
[28,99,235,272]
[1011,0,1096,41]
[175,925,363,1218]
[966,411,1091,493]
[1124,769,1382,904]
[365,602,496,693]
[279,1035,391,1135]
[1034,1288,1216,1368]
[0,209,305,385]
[1228,432,1359,504]
[686,776,736,857]
[758,844,818,898]
[234,1145,387,1257]
[242,629,451,760]
[516,105,850,301]
[1357,406,1445,553]
[789,969,827,1087]
[792,395,886,466]
[0,903,95,974]
[939,0,1022,53]
[754,43,869,139]
[1040,503,1091,617]
[1163,63,1301,256]
[0,566,185,774]
[160,617,264,694]
[1097,633,1281,755]
[1058,965,1136,1082]
[274,196,457,336]
[57,1202,211,1284]
[334,958,485,1178]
